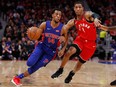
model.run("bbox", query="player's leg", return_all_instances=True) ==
[65,46,96,83]
[65,58,86,83]
[11,43,44,86]
[51,44,81,78]
[12,52,54,86]
[17,43,44,78]
[27,53,54,75]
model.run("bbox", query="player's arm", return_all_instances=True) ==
[85,11,101,27]
[99,25,116,31]
[58,25,68,57]
[108,26,116,31]
[57,19,75,57]
[37,22,46,35]
[65,19,75,31]
[61,26,68,50]
[60,19,75,51]
[27,22,46,39]
[31,22,46,39]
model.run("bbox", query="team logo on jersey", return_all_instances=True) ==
[79,23,90,29]
[43,59,49,63]
[47,28,51,30]
[45,33,59,39]
[56,30,59,32]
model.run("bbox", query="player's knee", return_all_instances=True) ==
[27,62,45,74]
[28,68,34,74]
[69,44,81,55]
[27,60,34,67]
[68,47,76,55]
[65,49,74,57]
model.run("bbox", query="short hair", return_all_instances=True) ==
[51,8,62,14]
[74,1,84,8]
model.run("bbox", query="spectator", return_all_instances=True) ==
[11,42,20,60]
[99,30,107,45]
[0,0,116,61]
[1,42,13,60]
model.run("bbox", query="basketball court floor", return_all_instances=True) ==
[0,60,115,87]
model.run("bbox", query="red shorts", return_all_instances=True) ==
[74,37,96,61]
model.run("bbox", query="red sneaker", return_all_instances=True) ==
[11,76,22,86]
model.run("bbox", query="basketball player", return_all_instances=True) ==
[51,1,116,83]
[11,8,67,86]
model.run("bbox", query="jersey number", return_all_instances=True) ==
[48,38,55,44]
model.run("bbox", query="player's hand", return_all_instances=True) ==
[94,18,101,27]
[58,49,65,58]
[58,36,66,43]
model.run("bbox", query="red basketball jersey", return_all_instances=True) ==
[74,17,96,41]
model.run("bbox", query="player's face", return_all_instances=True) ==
[74,4,84,16]
[52,10,62,23]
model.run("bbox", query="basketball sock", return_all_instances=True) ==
[17,73,25,79]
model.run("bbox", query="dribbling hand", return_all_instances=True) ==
[58,36,66,44]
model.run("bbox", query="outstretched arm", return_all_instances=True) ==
[99,25,116,31]
[84,11,116,31]
[108,26,116,31]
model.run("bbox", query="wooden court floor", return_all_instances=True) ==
[0,60,115,87]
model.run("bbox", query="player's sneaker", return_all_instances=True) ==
[65,71,75,83]
[11,76,22,86]
[51,68,63,78]
[110,80,116,86]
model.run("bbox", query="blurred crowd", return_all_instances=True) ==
[0,0,116,60]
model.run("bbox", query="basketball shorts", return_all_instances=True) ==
[74,37,96,61]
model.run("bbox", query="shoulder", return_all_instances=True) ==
[39,22,46,29]
[84,11,93,16]
[40,22,46,26]
[66,18,75,26]
[84,11,94,22]
[62,18,75,31]
[40,21,51,26]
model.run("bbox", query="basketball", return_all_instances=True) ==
[27,27,41,40]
